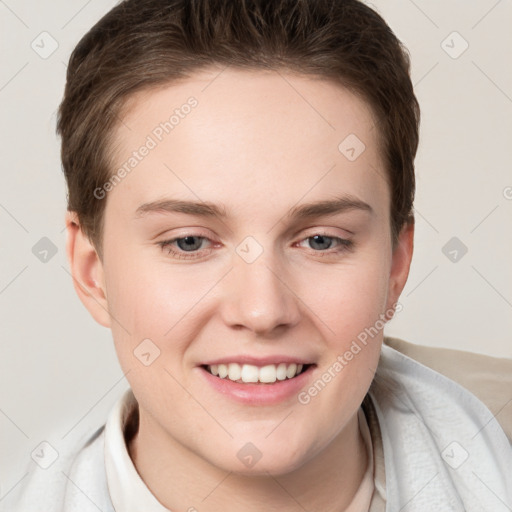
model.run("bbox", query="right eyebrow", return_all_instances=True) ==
[135,199,228,219]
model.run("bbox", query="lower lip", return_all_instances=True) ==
[197,365,316,405]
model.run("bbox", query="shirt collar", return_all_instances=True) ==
[104,387,171,511]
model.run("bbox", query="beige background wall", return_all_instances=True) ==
[1,0,511,496]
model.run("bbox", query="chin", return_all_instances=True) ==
[208,438,312,477]
[233,457,308,477]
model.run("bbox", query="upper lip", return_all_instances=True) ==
[200,355,315,366]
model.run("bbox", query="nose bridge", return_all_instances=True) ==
[220,240,301,335]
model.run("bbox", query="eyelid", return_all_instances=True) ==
[300,225,353,237]
[294,224,355,240]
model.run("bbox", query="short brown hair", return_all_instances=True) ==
[57,0,420,256]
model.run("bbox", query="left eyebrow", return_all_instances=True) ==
[285,194,373,221]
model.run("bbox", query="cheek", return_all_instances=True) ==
[105,254,206,328]
[296,259,388,419]
[104,254,217,369]
[297,254,390,338]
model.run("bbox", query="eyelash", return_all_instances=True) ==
[157,232,354,260]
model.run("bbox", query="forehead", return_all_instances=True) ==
[106,67,388,222]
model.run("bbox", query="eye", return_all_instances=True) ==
[157,232,354,261]
[158,235,213,260]
[297,234,353,255]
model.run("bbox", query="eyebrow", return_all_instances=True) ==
[135,194,373,221]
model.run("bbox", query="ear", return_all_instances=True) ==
[65,211,111,328]
[385,220,414,317]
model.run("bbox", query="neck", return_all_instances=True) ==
[128,409,369,512]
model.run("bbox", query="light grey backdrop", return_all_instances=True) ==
[1,0,511,498]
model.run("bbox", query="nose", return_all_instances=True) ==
[219,249,301,337]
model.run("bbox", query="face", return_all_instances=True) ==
[71,67,412,476]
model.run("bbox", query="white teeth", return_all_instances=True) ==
[228,363,242,381]
[286,363,297,379]
[241,364,259,382]
[276,363,288,381]
[206,362,306,383]
[218,364,228,378]
[259,365,277,383]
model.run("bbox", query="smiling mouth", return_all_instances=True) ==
[201,363,314,384]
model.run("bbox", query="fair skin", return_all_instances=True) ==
[66,67,413,511]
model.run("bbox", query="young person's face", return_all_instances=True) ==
[69,67,413,475]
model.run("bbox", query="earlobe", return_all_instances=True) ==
[385,220,414,315]
[65,211,111,328]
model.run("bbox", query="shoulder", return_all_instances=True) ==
[382,336,512,443]
[370,337,512,508]
[2,425,114,512]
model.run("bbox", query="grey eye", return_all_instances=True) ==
[175,236,205,251]
[308,235,335,251]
